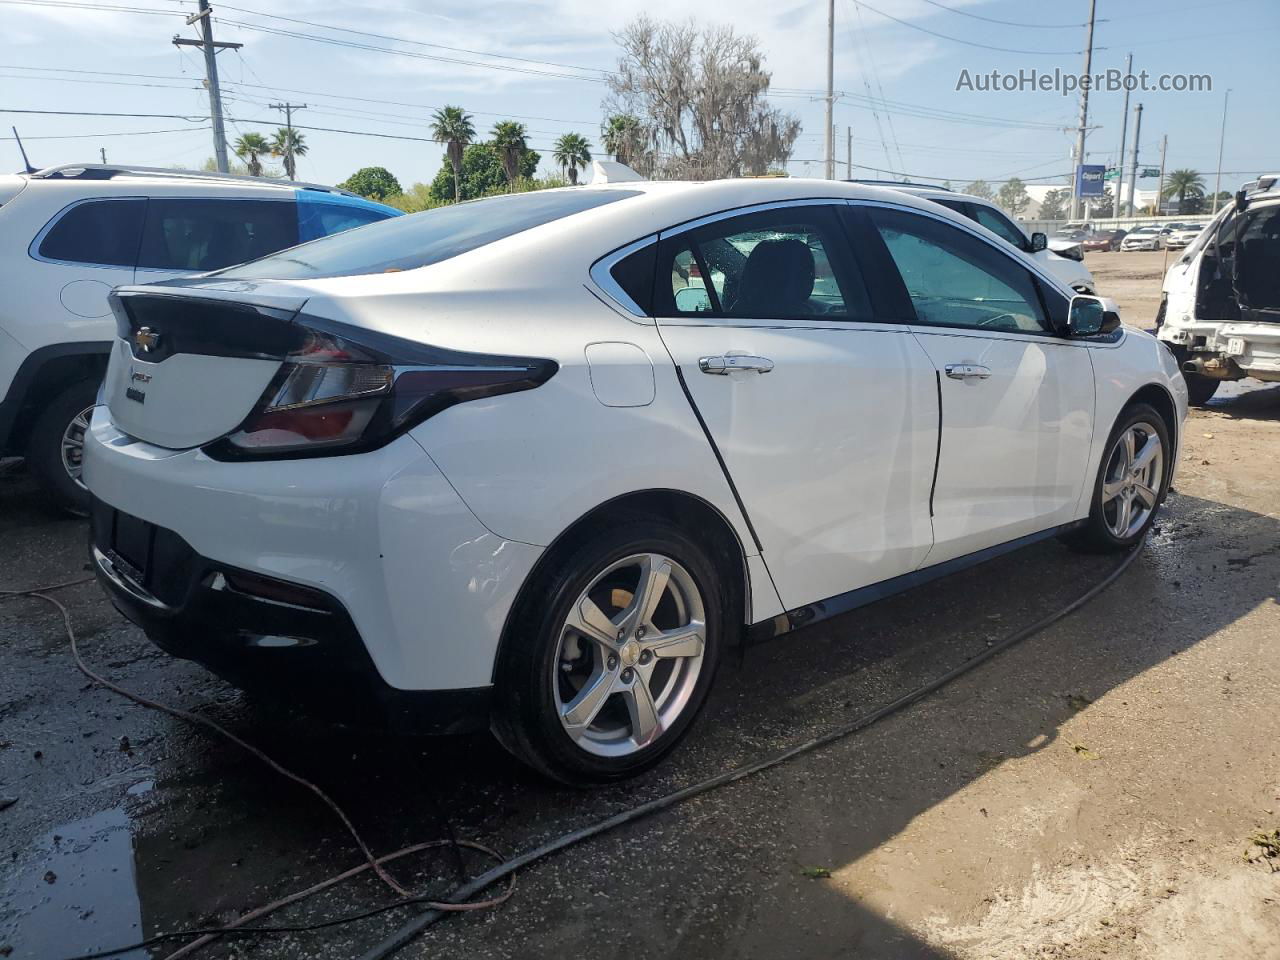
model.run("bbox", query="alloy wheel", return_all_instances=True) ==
[60,404,94,491]
[554,552,706,757]
[1101,420,1164,539]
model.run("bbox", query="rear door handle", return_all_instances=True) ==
[699,355,775,375]
[944,363,992,381]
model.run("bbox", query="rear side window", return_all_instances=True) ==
[655,205,872,321]
[138,199,298,272]
[216,189,640,280]
[37,198,145,267]
[297,202,395,243]
[608,242,657,315]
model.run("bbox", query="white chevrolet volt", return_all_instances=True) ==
[84,178,1188,783]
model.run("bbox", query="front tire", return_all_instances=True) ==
[26,379,98,517]
[1067,403,1171,553]
[493,519,726,785]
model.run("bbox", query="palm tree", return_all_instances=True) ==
[429,105,475,203]
[1162,168,1206,210]
[490,121,527,189]
[270,128,308,180]
[233,132,270,177]
[601,114,642,166]
[553,133,592,185]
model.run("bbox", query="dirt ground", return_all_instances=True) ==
[2,251,1278,960]
[1084,248,1181,330]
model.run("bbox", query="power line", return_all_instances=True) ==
[911,0,1082,29]
[0,126,211,139]
[850,0,1086,55]
[0,65,603,126]
[214,3,611,77]
[215,18,608,84]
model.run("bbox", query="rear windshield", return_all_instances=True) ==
[214,189,639,280]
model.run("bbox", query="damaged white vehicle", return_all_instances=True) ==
[1158,175,1280,405]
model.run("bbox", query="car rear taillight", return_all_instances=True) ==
[205,319,557,460]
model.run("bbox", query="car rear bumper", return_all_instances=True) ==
[83,408,543,705]
[89,507,491,733]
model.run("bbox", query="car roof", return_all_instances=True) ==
[18,163,367,200]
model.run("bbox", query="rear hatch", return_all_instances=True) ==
[105,284,308,449]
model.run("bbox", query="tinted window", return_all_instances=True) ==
[609,242,657,315]
[216,189,640,280]
[37,198,145,267]
[970,204,1027,249]
[297,202,394,243]
[138,199,297,272]
[657,206,871,320]
[869,207,1046,333]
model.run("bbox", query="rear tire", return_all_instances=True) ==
[1184,372,1220,407]
[492,518,726,785]
[1066,403,1171,553]
[26,379,97,517]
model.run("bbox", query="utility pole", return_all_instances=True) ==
[1126,103,1143,217]
[1212,88,1231,214]
[824,0,835,180]
[270,102,307,180]
[1070,0,1098,219]
[1153,134,1168,216]
[1115,52,1133,218]
[172,0,242,174]
[846,125,852,179]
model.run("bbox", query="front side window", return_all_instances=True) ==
[297,202,395,243]
[970,204,1027,250]
[36,198,145,267]
[138,199,298,272]
[216,189,639,280]
[868,207,1047,333]
[657,206,871,320]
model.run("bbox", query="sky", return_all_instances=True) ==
[2,0,1276,196]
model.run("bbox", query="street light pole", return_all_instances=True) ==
[1115,52,1133,216]
[1212,88,1231,215]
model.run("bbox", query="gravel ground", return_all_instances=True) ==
[2,252,1278,960]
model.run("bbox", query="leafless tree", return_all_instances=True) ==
[606,17,801,180]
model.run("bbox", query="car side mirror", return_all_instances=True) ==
[1066,294,1110,336]
[1030,232,1048,253]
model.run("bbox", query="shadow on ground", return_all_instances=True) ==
[1,396,1278,958]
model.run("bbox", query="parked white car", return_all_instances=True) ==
[1157,175,1280,404]
[1163,222,1208,250]
[868,182,1097,293]
[1121,226,1164,251]
[0,163,400,512]
[84,178,1187,783]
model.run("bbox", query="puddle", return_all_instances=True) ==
[1,805,147,959]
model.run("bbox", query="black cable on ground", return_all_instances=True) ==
[357,538,1147,960]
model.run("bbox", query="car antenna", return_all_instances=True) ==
[12,126,36,174]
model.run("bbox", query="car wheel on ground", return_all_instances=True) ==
[1067,403,1171,553]
[26,378,97,516]
[493,518,726,784]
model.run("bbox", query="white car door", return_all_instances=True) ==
[652,201,938,613]
[861,204,1095,565]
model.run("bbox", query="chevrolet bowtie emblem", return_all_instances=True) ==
[133,326,161,353]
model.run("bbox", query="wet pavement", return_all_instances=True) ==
[2,383,1279,960]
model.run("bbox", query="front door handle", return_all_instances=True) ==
[944,363,992,381]
[699,355,775,375]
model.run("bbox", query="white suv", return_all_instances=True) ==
[0,164,399,512]
[860,182,1097,294]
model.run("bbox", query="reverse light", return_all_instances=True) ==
[206,320,558,460]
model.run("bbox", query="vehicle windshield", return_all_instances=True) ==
[213,189,640,280]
